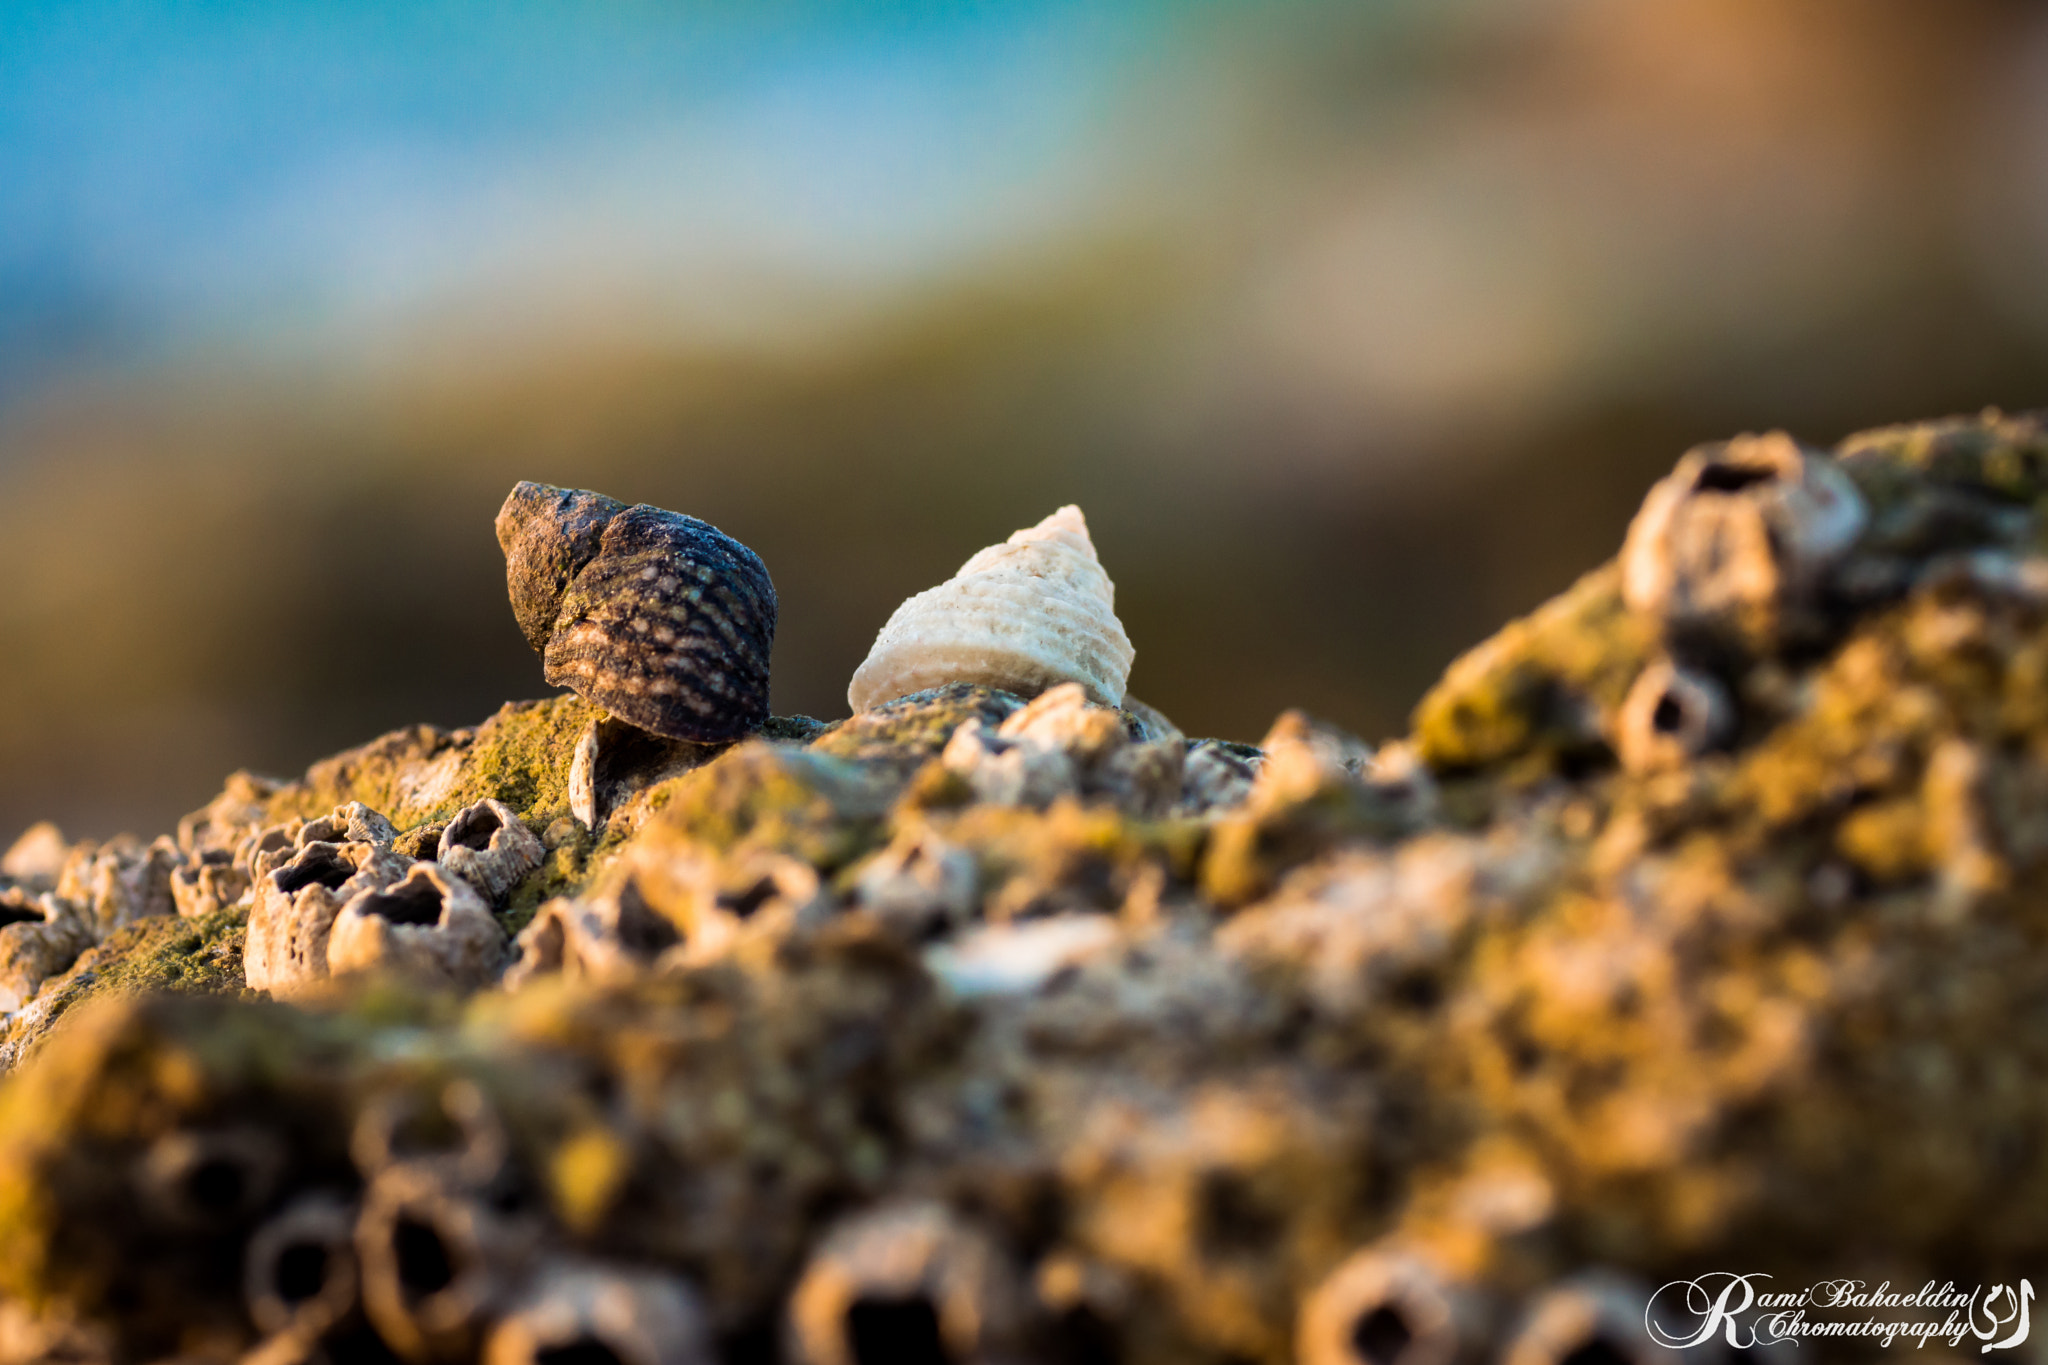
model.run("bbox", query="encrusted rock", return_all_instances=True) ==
[939,683,1185,815]
[6,410,2048,1365]
[923,912,1122,998]
[849,826,979,942]
[940,716,1077,808]
[1202,710,1417,905]
[54,836,177,938]
[175,770,280,857]
[1180,739,1263,812]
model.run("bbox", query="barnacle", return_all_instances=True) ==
[436,800,545,905]
[1610,657,1735,775]
[245,841,413,998]
[482,1259,714,1365]
[356,1165,539,1362]
[785,1202,1029,1365]
[326,864,507,991]
[1296,1245,1479,1365]
[1620,430,1866,651]
[244,1192,360,1342]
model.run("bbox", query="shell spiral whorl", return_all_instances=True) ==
[848,504,1135,712]
[496,481,777,743]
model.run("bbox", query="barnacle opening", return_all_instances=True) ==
[354,1081,507,1184]
[392,1214,459,1299]
[139,1128,284,1229]
[185,1157,249,1214]
[358,879,447,928]
[277,846,355,895]
[1351,1305,1415,1365]
[0,895,44,929]
[246,1194,362,1338]
[1553,1336,1633,1365]
[532,1340,626,1365]
[1197,1170,1284,1257]
[721,876,778,921]
[615,880,682,954]
[446,804,505,852]
[1691,460,1779,494]
[273,1240,332,1305]
[845,1293,951,1365]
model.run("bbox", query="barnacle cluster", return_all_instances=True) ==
[3,412,2048,1362]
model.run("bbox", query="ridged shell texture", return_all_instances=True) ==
[848,505,1134,712]
[497,482,777,743]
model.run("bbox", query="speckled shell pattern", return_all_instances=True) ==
[848,505,1135,713]
[496,482,777,744]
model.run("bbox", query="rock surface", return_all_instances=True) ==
[1,411,2046,1362]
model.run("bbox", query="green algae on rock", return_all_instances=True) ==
[3,411,2048,1363]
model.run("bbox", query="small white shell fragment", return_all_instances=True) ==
[848,505,1136,712]
[922,913,1121,999]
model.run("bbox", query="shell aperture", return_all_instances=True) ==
[496,482,777,743]
[848,504,1135,713]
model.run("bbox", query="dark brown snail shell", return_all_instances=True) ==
[496,481,777,743]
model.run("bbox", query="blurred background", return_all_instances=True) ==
[5,0,2048,840]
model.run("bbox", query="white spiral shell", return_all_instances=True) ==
[848,505,1136,712]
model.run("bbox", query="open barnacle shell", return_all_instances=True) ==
[848,505,1135,712]
[496,482,777,743]
[1620,431,1866,651]
[786,1201,1030,1365]
[482,1259,715,1365]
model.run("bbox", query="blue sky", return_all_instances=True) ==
[0,1,1189,399]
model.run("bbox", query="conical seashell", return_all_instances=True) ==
[848,505,1134,712]
[497,482,777,743]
